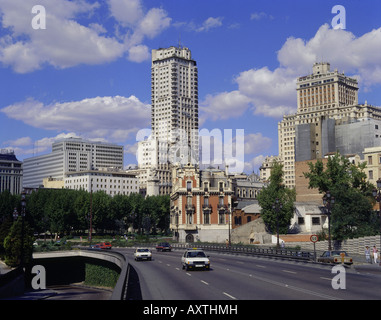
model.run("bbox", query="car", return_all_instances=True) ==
[181,248,210,271]
[99,242,112,249]
[156,242,172,252]
[91,242,112,250]
[134,248,152,261]
[317,250,353,265]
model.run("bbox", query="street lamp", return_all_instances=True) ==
[372,178,381,266]
[20,191,26,268]
[323,190,335,251]
[272,198,283,248]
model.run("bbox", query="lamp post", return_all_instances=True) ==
[323,190,335,251]
[20,191,26,268]
[372,178,381,266]
[272,198,283,248]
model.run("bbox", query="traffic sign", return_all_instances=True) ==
[310,235,319,243]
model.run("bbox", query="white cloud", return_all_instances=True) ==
[250,12,273,21]
[4,136,33,147]
[201,24,381,121]
[108,0,144,27]
[1,95,151,142]
[244,133,272,155]
[0,0,172,72]
[196,17,223,32]
[200,90,251,122]
[128,44,150,63]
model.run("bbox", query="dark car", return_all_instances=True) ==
[318,250,353,265]
[156,242,172,252]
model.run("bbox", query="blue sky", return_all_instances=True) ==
[1,0,381,173]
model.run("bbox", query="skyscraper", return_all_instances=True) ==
[139,45,199,195]
[278,62,381,188]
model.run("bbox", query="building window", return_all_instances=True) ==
[312,217,320,225]
[219,213,225,224]
[369,170,374,180]
[298,217,305,225]
[368,156,373,165]
[204,212,210,224]
[187,181,192,192]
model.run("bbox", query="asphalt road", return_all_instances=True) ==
[119,247,381,300]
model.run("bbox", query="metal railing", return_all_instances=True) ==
[130,242,315,261]
[172,244,314,261]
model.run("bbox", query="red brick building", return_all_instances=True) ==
[170,164,233,243]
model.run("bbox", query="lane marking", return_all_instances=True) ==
[256,265,266,268]
[282,270,297,274]
[223,292,237,300]
[201,280,209,285]
[186,273,192,276]
[175,267,180,271]
[320,277,332,281]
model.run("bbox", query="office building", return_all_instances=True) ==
[65,168,139,196]
[23,138,123,188]
[278,62,381,188]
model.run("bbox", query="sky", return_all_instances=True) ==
[1,0,381,174]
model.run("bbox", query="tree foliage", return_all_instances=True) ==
[304,152,379,240]
[257,161,296,234]
[0,189,171,238]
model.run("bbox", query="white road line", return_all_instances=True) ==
[282,269,297,274]
[320,277,332,281]
[186,273,192,276]
[223,292,237,300]
[256,265,266,268]
[175,267,180,271]
[166,264,171,267]
[201,280,209,285]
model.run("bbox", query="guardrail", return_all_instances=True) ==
[131,242,315,261]
[173,244,315,261]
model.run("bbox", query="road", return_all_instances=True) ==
[119,247,381,300]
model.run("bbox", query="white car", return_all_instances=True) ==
[181,248,210,271]
[134,248,152,261]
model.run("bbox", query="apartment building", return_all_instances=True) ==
[23,138,123,188]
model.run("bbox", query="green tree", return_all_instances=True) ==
[4,218,34,267]
[257,161,295,236]
[304,152,378,240]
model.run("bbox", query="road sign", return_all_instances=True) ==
[310,235,319,243]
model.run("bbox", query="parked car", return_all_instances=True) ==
[318,250,353,265]
[181,248,210,271]
[156,242,172,252]
[134,248,152,261]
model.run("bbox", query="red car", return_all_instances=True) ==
[98,242,112,249]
